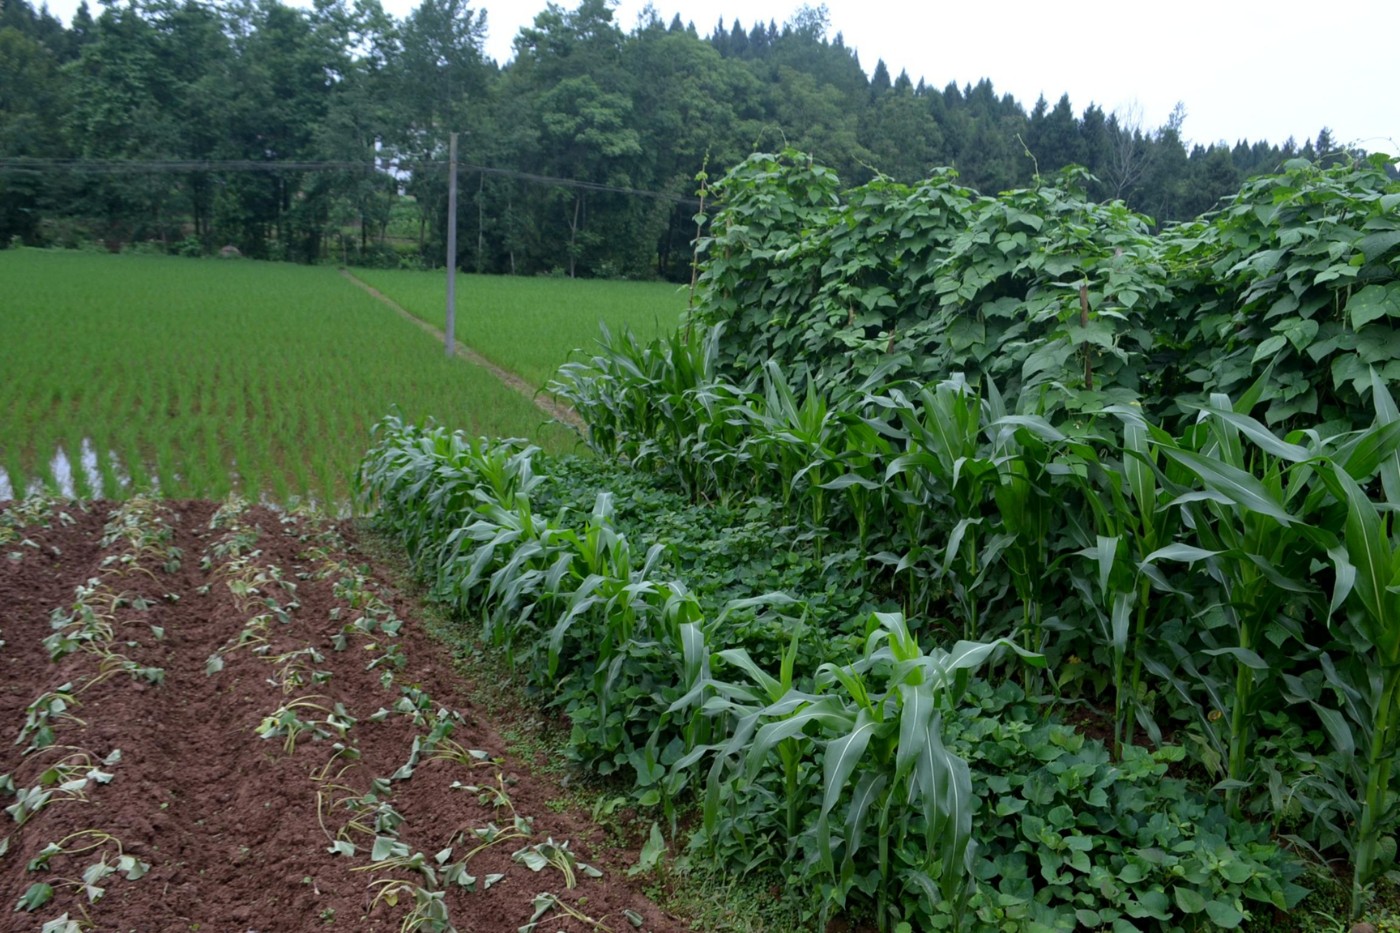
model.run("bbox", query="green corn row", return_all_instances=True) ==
[356,414,1034,929]
[552,320,1400,919]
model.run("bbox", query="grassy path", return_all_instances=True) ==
[341,270,584,431]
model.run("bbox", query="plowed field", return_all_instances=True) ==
[0,496,685,933]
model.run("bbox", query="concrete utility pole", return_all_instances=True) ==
[445,132,458,356]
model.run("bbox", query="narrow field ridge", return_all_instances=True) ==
[341,269,585,431]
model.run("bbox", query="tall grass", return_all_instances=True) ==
[0,250,576,506]
[351,268,686,389]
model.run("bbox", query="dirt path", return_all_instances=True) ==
[0,496,683,932]
[341,270,585,431]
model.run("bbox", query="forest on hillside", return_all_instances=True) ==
[0,0,1367,278]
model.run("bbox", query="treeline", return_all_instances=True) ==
[0,0,1353,277]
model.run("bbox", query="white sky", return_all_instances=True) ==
[42,0,1400,152]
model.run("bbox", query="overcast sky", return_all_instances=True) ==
[42,0,1400,152]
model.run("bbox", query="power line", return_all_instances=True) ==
[0,157,702,207]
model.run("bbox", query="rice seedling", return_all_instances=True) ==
[350,268,685,389]
[0,250,576,508]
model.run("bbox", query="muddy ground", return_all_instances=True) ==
[0,496,689,932]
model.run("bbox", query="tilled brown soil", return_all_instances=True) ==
[0,497,688,933]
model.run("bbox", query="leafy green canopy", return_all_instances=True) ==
[357,416,1307,931]
[541,150,1400,926]
[688,150,1400,432]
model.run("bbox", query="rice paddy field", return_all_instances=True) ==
[0,250,589,509]
[352,268,688,388]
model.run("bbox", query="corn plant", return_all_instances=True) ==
[983,400,1091,678]
[1150,398,1324,810]
[1312,457,1400,916]
[875,376,1009,635]
[550,324,721,497]
[1053,407,1199,755]
[699,612,1043,931]
[737,363,848,557]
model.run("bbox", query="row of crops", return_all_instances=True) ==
[349,268,685,389]
[0,251,576,507]
[359,152,1400,930]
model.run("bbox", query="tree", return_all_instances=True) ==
[1025,93,1085,173]
[500,0,645,275]
[61,3,185,245]
[1101,103,1156,202]
[0,25,66,243]
[861,82,944,182]
[624,24,758,276]
[869,58,891,98]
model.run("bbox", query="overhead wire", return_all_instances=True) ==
[0,157,703,207]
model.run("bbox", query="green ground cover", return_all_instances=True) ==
[359,152,1400,931]
[0,250,576,507]
[351,268,688,389]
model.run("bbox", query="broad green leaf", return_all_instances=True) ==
[1325,465,1400,659]
[1141,543,1219,565]
[83,860,114,886]
[635,823,665,874]
[714,592,801,625]
[938,638,1045,676]
[895,683,936,787]
[991,414,1067,443]
[370,836,407,861]
[40,914,81,933]
[513,846,549,872]
[16,882,53,912]
[1200,407,1311,462]
[677,621,707,688]
[1203,899,1246,927]
[818,473,879,491]
[1161,447,1296,525]
[744,697,846,781]
[1335,421,1400,486]
[1174,886,1207,913]
[1110,593,1132,652]
[820,709,878,817]
[1078,536,1121,599]
[714,648,780,702]
[840,771,889,881]
[1357,231,1400,264]
[1327,544,1358,614]
[941,517,982,577]
[1123,421,1154,516]
[1276,317,1319,352]
[1348,284,1400,328]
[1201,647,1269,671]
[1251,334,1288,364]
[1311,703,1355,757]
[1372,371,1400,502]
